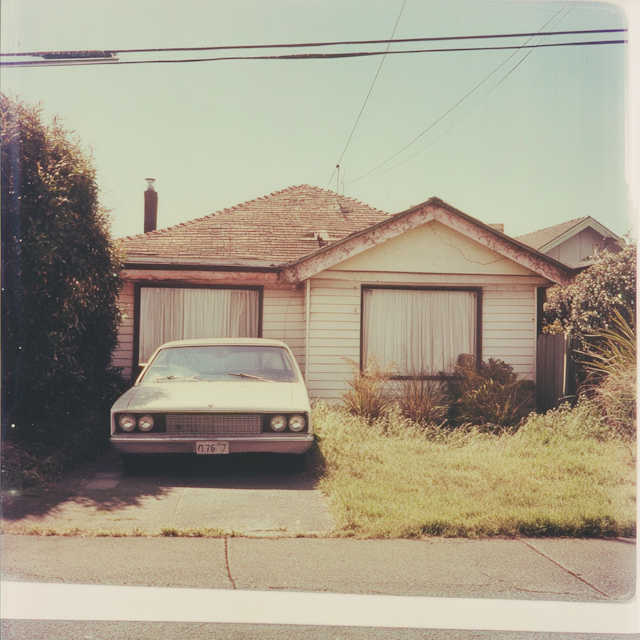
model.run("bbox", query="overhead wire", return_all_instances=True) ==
[0,38,626,68]
[327,0,407,188]
[348,4,583,183]
[0,28,626,58]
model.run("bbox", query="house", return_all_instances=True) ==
[113,184,575,400]
[516,216,621,269]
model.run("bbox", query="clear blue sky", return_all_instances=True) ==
[1,0,637,241]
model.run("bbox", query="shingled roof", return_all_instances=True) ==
[515,217,588,251]
[121,185,389,266]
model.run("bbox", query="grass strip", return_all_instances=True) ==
[1,524,323,538]
[314,403,636,538]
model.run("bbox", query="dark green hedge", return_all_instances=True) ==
[1,95,125,435]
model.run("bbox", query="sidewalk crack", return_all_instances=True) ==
[225,538,237,589]
[170,488,186,524]
[519,539,611,598]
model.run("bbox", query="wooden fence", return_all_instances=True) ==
[536,333,579,412]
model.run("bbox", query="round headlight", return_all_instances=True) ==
[288,415,305,432]
[119,414,136,432]
[138,415,155,432]
[270,415,287,431]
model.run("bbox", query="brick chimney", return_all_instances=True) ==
[144,178,158,233]
[488,223,504,233]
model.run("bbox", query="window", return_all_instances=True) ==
[138,287,260,362]
[362,287,478,376]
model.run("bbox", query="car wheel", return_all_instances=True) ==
[283,453,306,473]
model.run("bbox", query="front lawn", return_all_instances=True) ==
[313,403,636,538]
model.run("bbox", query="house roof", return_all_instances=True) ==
[515,216,619,253]
[280,197,576,286]
[122,185,575,285]
[121,185,389,266]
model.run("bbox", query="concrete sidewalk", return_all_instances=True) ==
[1,534,636,603]
[1,450,636,605]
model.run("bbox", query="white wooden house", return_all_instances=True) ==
[114,185,575,400]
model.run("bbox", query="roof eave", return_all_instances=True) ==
[280,197,576,286]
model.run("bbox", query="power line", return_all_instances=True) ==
[0,38,626,68]
[327,0,407,188]
[347,5,593,183]
[0,28,626,58]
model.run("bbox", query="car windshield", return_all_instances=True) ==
[141,345,298,383]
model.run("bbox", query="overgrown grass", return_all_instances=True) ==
[1,419,110,490]
[314,402,636,538]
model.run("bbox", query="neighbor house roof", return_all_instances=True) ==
[515,216,619,253]
[121,185,389,267]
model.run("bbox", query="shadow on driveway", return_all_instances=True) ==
[1,449,332,534]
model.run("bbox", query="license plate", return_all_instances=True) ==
[196,442,229,454]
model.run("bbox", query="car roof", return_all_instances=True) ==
[156,338,291,349]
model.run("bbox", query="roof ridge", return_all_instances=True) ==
[118,184,388,239]
[516,216,588,240]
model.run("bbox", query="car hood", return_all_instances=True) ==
[111,380,310,413]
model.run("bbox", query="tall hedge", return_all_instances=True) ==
[1,95,124,432]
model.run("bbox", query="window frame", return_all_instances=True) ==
[132,283,264,374]
[359,285,482,380]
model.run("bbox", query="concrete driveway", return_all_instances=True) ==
[1,449,333,536]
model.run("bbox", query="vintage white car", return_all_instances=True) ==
[110,338,313,472]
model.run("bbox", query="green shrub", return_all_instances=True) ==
[543,241,636,349]
[444,356,536,428]
[395,377,448,426]
[580,308,636,439]
[340,358,395,422]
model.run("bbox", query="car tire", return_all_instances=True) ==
[283,453,306,473]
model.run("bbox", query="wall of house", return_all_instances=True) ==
[262,285,306,372]
[303,271,546,400]
[111,280,307,382]
[112,280,135,379]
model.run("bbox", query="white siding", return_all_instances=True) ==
[304,273,540,400]
[113,272,540,393]
[112,281,135,379]
[482,284,536,379]
[262,286,306,373]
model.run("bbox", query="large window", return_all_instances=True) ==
[138,287,260,362]
[362,287,478,376]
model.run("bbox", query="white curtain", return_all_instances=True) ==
[362,289,476,375]
[139,288,259,362]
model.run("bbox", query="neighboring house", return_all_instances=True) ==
[516,216,621,269]
[114,184,575,400]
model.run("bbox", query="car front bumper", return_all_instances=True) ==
[110,434,314,455]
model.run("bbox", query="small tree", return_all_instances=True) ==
[1,95,124,434]
[543,241,636,349]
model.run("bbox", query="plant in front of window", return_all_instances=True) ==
[443,356,536,429]
[341,357,395,423]
[395,377,448,427]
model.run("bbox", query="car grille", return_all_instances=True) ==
[166,413,262,436]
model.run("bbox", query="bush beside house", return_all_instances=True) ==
[1,95,125,486]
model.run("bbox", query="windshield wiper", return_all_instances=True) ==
[153,374,204,382]
[228,372,274,382]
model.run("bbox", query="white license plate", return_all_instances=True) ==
[196,442,229,454]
